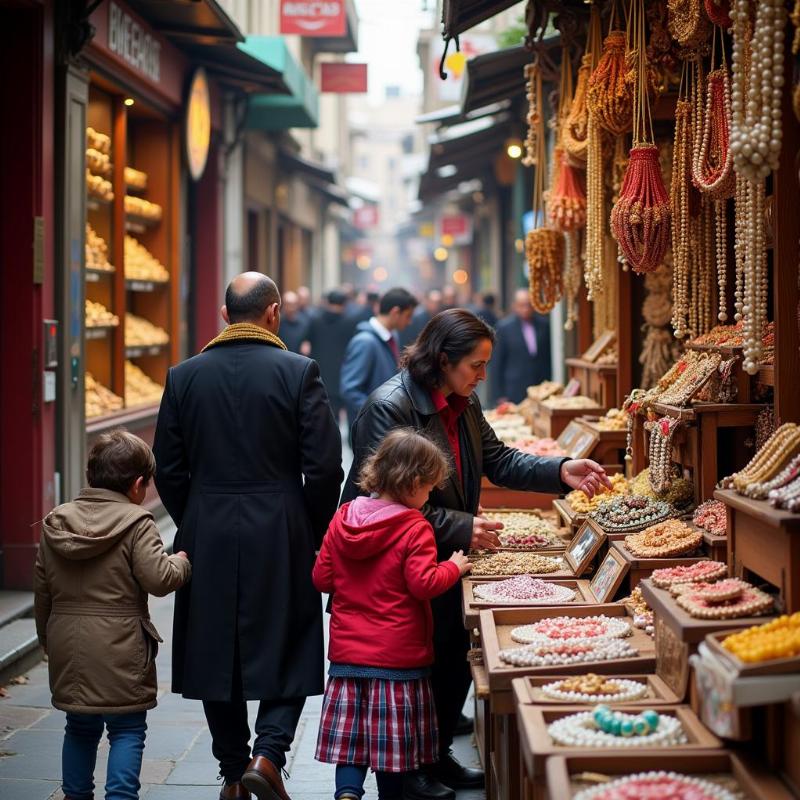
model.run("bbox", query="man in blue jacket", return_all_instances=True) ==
[341,287,417,430]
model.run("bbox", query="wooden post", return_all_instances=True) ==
[772,25,800,424]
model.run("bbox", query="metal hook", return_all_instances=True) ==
[439,34,460,80]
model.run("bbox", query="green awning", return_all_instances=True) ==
[240,37,319,130]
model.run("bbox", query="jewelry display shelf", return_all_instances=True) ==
[703,530,729,566]
[479,606,655,800]
[462,578,596,631]
[544,752,796,800]
[610,541,708,592]
[650,404,767,502]
[517,704,721,787]
[574,416,627,466]
[715,489,800,613]
[565,357,618,408]
[639,578,777,701]
[479,477,555,510]
[532,400,607,440]
[470,652,490,771]
[479,507,570,548]
[512,674,681,708]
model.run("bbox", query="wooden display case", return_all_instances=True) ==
[478,606,655,800]
[84,83,180,432]
[574,415,627,466]
[640,579,776,700]
[544,752,796,800]
[715,489,800,613]
[479,477,556,510]
[461,578,598,631]
[512,673,680,707]
[532,399,606,440]
[566,357,618,408]
[610,540,708,592]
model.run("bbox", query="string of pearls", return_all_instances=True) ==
[573,771,739,800]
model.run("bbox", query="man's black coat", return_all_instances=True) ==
[153,340,343,701]
[491,314,552,404]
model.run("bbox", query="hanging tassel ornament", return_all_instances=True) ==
[668,0,712,50]
[563,6,602,162]
[587,28,635,136]
[704,0,732,29]
[611,0,671,275]
[526,61,565,315]
[547,149,587,232]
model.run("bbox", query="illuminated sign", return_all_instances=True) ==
[185,69,211,181]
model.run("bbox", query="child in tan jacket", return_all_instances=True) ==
[34,428,190,800]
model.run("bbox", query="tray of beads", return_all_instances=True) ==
[467,551,573,578]
[650,560,729,590]
[480,509,569,551]
[611,540,708,574]
[512,673,681,707]
[703,613,800,677]
[590,496,677,535]
[518,704,722,778]
[461,577,595,629]
[639,579,777,645]
[624,519,704,558]
[479,607,656,689]
[545,752,795,800]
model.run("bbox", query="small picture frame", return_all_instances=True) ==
[564,520,606,576]
[556,420,585,453]
[589,547,630,603]
[582,330,617,363]
[569,428,599,459]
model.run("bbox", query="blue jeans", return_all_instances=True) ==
[62,711,147,800]
[335,764,404,800]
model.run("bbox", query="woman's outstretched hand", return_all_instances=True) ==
[560,459,612,497]
[470,516,503,552]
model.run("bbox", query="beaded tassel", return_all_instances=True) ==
[587,30,634,136]
[704,0,732,28]
[547,149,587,231]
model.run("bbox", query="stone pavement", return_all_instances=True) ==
[0,591,485,800]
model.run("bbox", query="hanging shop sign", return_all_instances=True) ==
[354,205,379,230]
[320,63,367,93]
[280,2,347,37]
[88,0,186,108]
[436,213,473,245]
[185,68,211,181]
[431,34,494,103]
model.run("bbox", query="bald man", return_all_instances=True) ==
[491,288,552,404]
[154,272,343,800]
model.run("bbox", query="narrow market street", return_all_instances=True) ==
[0,588,485,800]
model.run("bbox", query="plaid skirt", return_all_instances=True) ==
[315,676,439,772]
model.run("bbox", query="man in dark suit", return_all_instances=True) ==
[153,273,343,800]
[399,288,442,348]
[491,288,552,404]
[278,290,310,354]
[307,289,357,420]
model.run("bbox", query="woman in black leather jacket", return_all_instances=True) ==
[340,308,609,800]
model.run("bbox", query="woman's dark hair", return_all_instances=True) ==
[358,428,449,499]
[402,308,495,390]
[86,428,156,494]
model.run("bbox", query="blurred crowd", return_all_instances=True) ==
[280,283,552,429]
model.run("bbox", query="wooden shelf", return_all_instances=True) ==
[87,195,113,211]
[512,673,680,707]
[86,267,114,282]
[125,343,169,359]
[85,325,118,340]
[565,357,618,374]
[126,279,169,293]
[757,365,775,386]
[715,489,800,530]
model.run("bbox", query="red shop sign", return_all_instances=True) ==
[320,63,367,93]
[280,2,346,37]
[354,205,379,229]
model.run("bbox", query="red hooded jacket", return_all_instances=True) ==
[312,497,461,668]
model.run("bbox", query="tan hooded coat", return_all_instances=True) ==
[34,488,191,714]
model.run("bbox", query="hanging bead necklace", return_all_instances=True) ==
[668,0,712,50]
[611,0,671,274]
[587,21,635,137]
[705,0,733,28]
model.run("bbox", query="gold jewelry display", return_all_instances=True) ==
[667,0,711,50]
[624,519,703,558]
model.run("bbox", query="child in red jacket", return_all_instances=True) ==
[313,428,471,800]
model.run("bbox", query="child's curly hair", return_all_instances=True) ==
[358,428,450,500]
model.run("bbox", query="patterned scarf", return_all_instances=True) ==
[202,322,287,353]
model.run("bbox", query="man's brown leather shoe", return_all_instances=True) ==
[242,755,290,800]
[219,782,251,799]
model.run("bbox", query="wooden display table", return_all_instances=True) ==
[479,606,655,800]
[470,654,490,770]
[715,489,800,613]
[640,578,776,700]
[703,530,729,565]
[544,752,796,800]
[574,415,627,465]
[480,476,556,510]
[610,540,708,592]
[532,399,606,440]
[461,577,596,631]
[512,673,680,708]
[566,357,618,407]
[517,704,721,798]
[553,498,586,538]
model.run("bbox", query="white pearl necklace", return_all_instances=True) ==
[499,638,637,668]
[511,616,632,645]
[573,771,739,800]
[730,0,785,375]
[541,677,648,704]
[730,0,786,182]
[548,710,687,748]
